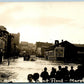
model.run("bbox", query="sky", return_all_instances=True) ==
[0,2,84,44]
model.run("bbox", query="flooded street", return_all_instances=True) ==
[0,57,79,82]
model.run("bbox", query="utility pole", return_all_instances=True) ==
[13,43,16,61]
[7,34,14,66]
[7,34,11,66]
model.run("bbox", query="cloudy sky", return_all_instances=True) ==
[0,2,84,44]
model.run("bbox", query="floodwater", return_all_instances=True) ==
[0,56,79,82]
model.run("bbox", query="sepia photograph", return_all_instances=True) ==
[0,1,84,83]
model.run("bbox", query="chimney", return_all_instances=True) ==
[62,40,63,43]
[55,40,59,45]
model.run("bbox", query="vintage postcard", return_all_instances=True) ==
[0,0,84,83]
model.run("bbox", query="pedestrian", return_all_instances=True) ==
[50,67,56,83]
[8,58,10,66]
[40,67,49,82]
[74,65,83,82]
[63,66,69,82]
[33,73,40,82]
[69,66,75,82]
[27,74,33,83]
[28,54,30,61]
[56,66,63,82]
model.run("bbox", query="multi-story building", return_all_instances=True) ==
[20,41,28,51]
[44,40,84,64]
[11,33,20,47]
[44,40,77,61]
[36,42,53,57]
[19,42,36,56]
[28,43,36,55]
[10,33,20,57]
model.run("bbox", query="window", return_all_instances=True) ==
[55,48,64,57]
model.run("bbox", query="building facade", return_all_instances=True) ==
[36,42,53,57]
[10,33,20,57]
[11,33,20,47]
[44,40,83,63]
[19,41,36,56]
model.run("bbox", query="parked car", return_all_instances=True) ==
[30,55,36,61]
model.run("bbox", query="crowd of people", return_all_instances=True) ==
[27,65,84,83]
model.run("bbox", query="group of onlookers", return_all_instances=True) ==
[27,65,84,83]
